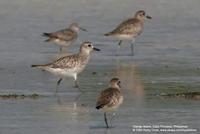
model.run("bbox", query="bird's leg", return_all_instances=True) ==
[131,43,134,56]
[60,47,62,53]
[116,40,122,56]
[73,74,79,88]
[56,78,62,93]
[57,78,63,85]
[74,80,79,88]
[104,113,109,128]
[131,39,135,56]
[104,112,109,128]
[59,46,63,53]
[118,40,122,46]
[110,113,116,128]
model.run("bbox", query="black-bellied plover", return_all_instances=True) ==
[43,23,87,52]
[96,78,123,128]
[104,10,151,56]
[31,41,100,92]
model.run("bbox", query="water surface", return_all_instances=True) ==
[0,0,200,134]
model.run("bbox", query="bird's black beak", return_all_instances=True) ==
[146,15,152,19]
[93,47,100,51]
[79,27,87,32]
[117,81,121,88]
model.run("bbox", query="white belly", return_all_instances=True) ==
[115,34,134,40]
[53,39,74,47]
[45,67,78,78]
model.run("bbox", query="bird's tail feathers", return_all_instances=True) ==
[31,64,47,69]
[96,104,104,110]
[42,33,51,37]
[104,32,112,36]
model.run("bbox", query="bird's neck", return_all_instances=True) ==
[78,51,90,59]
[135,18,145,23]
[110,85,120,90]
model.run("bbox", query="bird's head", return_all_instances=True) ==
[110,78,121,89]
[69,23,87,32]
[80,41,100,55]
[134,10,152,21]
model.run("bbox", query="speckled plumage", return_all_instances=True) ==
[31,41,100,90]
[40,53,89,72]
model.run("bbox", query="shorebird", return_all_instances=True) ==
[96,78,123,128]
[31,41,100,92]
[42,23,87,52]
[104,10,151,56]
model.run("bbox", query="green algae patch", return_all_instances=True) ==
[0,93,42,100]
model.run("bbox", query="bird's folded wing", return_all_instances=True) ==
[47,55,79,69]
[111,18,142,35]
[96,88,119,108]
[50,29,76,41]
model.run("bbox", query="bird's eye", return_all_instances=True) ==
[88,44,91,47]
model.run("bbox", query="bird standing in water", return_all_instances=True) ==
[96,78,123,128]
[43,23,87,52]
[104,10,151,56]
[31,41,100,92]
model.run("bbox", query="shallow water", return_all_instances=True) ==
[0,0,200,134]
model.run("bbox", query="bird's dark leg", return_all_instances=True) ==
[131,43,134,56]
[131,39,135,56]
[118,40,122,46]
[57,78,63,85]
[104,112,109,128]
[59,47,62,53]
[56,78,62,93]
[74,80,79,88]
[116,40,122,56]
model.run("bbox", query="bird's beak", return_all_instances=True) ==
[117,81,121,88]
[93,47,100,51]
[146,15,152,19]
[79,27,87,32]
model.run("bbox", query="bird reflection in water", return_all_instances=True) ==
[115,58,145,104]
